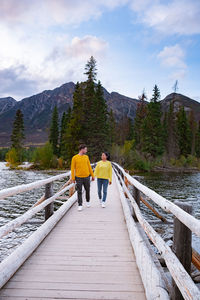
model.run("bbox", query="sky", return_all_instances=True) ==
[0,0,200,102]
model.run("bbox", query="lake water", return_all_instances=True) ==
[135,171,200,252]
[0,162,200,262]
[0,162,67,262]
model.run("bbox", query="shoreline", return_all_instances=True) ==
[152,166,200,173]
[2,161,200,174]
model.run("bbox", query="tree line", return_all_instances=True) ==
[133,86,200,159]
[5,56,200,170]
[6,57,114,168]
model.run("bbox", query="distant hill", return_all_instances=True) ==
[0,83,200,147]
[0,82,140,147]
[0,97,17,115]
[161,93,200,121]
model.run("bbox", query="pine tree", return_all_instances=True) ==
[84,55,97,81]
[60,112,66,150]
[176,106,191,156]
[162,111,168,149]
[64,82,85,159]
[49,106,59,156]
[108,109,116,145]
[62,57,111,161]
[127,118,134,141]
[133,91,147,148]
[151,85,160,103]
[116,117,132,145]
[141,85,164,157]
[189,110,197,156]
[166,101,179,158]
[11,109,25,162]
[82,57,109,159]
[59,107,71,157]
[82,56,97,149]
[195,121,200,157]
[89,81,110,158]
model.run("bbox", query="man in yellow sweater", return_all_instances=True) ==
[71,144,94,211]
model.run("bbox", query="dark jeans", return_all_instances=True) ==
[75,176,90,206]
[97,178,109,202]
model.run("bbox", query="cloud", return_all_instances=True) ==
[129,0,153,12]
[1,0,200,36]
[0,0,128,27]
[170,69,186,81]
[158,44,186,69]
[0,0,34,22]
[0,65,38,99]
[158,44,187,80]
[66,36,108,60]
[0,29,109,99]
[129,0,200,36]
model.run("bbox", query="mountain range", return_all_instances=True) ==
[0,82,200,147]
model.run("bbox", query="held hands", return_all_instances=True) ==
[109,181,112,185]
[92,177,95,181]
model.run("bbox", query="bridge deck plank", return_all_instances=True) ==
[0,175,146,300]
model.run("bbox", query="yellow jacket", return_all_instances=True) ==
[71,154,94,180]
[94,161,112,182]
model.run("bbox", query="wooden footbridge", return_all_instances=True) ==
[0,163,200,299]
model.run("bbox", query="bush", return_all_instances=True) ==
[6,148,19,166]
[32,142,55,169]
[186,155,198,167]
[111,143,152,172]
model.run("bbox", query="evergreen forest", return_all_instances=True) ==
[4,57,200,171]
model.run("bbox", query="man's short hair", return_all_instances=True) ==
[79,144,87,151]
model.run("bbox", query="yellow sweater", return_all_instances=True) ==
[94,161,112,182]
[71,154,94,180]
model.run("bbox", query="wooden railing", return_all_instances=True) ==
[113,162,200,300]
[0,170,76,289]
[0,164,97,289]
[1,163,200,299]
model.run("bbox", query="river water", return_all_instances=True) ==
[0,162,200,262]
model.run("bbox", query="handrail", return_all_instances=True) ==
[115,170,200,300]
[0,192,77,289]
[113,162,200,238]
[0,163,98,289]
[0,171,70,200]
[0,164,97,238]
[113,171,170,299]
[0,183,74,239]
[0,162,96,201]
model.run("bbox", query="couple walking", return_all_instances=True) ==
[71,144,112,211]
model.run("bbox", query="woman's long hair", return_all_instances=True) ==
[103,152,110,161]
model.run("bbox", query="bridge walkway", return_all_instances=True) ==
[0,175,146,300]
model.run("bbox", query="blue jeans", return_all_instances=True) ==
[97,178,109,202]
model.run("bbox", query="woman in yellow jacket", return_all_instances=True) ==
[94,152,112,208]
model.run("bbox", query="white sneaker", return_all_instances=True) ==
[102,202,106,208]
[86,202,91,208]
[78,205,83,211]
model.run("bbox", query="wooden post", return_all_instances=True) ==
[172,201,192,300]
[132,186,140,221]
[45,183,54,221]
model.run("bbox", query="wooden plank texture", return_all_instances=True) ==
[0,176,146,300]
